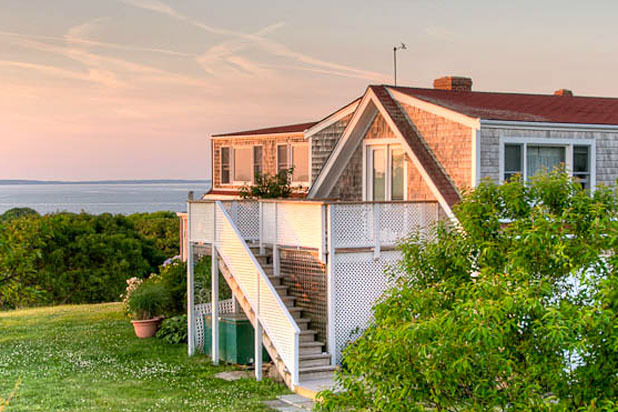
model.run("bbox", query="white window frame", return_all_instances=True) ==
[220,146,232,186]
[277,142,311,186]
[362,139,408,201]
[499,137,596,188]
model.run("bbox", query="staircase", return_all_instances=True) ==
[250,246,336,385]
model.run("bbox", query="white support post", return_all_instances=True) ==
[187,202,195,356]
[258,202,264,255]
[373,203,381,259]
[273,203,279,277]
[319,204,327,263]
[326,204,336,366]
[211,202,219,365]
[255,276,263,380]
[211,246,219,365]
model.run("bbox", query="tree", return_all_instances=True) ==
[0,207,38,222]
[318,170,618,412]
[239,169,295,199]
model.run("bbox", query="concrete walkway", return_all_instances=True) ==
[264,394,315,411]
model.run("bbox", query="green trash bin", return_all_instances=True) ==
[204,313,270,365]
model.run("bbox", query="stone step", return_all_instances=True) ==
[299,353,331,368]
[299,329,317,343]
[299,365,337,381]
[299,341,324,355]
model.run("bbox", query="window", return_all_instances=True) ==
[253,146,263,181]
[233,147,252,183]
[220,147,230,184]
[502,140,593,189]
[291,144,309,183]
[366,144,406,201]
[277,145,288,172]
[277,143,310,184]
[573,145,590,189]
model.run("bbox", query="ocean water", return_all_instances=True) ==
[0,182,212,215]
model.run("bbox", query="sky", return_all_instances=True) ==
[2,0,618,180]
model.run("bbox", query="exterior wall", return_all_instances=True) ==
[328,113,437,201]
[311,114,353,184]
[279,249,327,344]
[480,127,618,186]
[212,135,307,191]
[401,103,473,192]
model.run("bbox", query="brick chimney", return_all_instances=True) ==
[554,89,573,97]
[433,76,473,91]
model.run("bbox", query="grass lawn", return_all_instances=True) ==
[0,303,288,411]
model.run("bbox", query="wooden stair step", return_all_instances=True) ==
[299,341,324,355]
[299,365,337,380]
[299,329,317,342]
[299,353,332,368]
[274,285,288,295]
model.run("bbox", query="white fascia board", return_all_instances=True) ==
[388,88,481,129]
[481,119,618,132]
[304,100,360,139]
[211,132,305,140]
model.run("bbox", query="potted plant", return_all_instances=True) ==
[127,280,170,338]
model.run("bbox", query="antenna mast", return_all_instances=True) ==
[393,42,407,86]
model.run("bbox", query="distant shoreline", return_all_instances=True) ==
[0,179,211,185]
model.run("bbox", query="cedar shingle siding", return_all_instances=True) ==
[310,114,353,184]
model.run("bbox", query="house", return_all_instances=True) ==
[185,76,618,397]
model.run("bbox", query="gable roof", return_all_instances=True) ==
[371,86,460,208]
[391,86,618,125]
[212,121,317,138]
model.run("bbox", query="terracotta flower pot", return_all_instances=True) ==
[131,316,163,339]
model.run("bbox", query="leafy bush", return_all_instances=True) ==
[156,315,187,344]
[127,211,179,259]
[127,281,170,320]
[319,170,618,411]
[239,169,296,199]
[0,207,38,222]
[0,211,179,309]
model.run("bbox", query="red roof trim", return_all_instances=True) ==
[212,121,317,138]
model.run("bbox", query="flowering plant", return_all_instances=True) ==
[121,277,143,318]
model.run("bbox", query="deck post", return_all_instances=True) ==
[259,202,264,255]
[273,202,279,277]
[326,204,336,366]
[373,203,381,259]
[212,203,219,365]
[255,276,263,380]
[187,201,195,356]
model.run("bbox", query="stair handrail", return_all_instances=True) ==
[213,201,301,386]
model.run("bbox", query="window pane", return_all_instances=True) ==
[372,148,386,201]
[221,147,230,184]
[573,145,589,173]
[391,148,405,200]
[234,147,252,182]
[292,144,309,182]
[527,145,565,178]
[277,145,288,172]
[253,146,263,180]
[504,144,522,177]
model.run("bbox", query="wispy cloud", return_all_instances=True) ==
[118,0,387,82]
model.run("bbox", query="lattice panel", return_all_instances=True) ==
[193,300,236,352]
[189,202,214,243]
[332,203,440,248]
[332,250,402,363]
[221,201,260,241]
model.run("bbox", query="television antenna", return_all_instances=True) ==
[393,42,407,86]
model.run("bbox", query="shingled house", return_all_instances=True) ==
[185,76,618,397]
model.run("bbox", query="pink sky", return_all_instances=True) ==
[2,0,618,180]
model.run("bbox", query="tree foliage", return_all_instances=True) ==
[0,211,180,309]
[319,170,618,412]
[239,169,295,199]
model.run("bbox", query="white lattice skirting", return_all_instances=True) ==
[193,299,236,352]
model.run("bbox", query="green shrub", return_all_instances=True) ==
[127,281,170,320]
[0,207,38,222]
[156,315,187,344]
[239,169,296,199]
[319,170,618,411]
